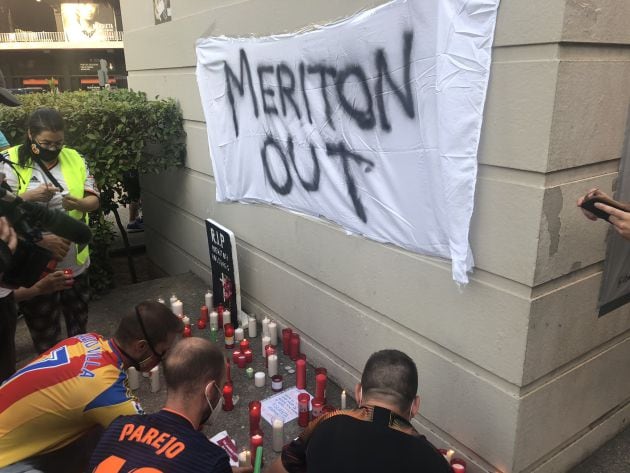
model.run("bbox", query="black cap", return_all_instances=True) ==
[0,88,20,107]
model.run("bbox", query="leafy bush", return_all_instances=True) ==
[0,89,186,292]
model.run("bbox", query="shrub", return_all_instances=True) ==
[0,89,186,292]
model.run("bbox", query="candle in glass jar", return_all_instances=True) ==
[268,354,278,377]
[127,367,140,390]
[205,290,213,309]
[254,372,266,387]
[289,333,300,360]
[248,316,257,338]
[268,321,278,346]
[240,339,250,352]
[315,373,327,402]
[248,400,262,434]
[311,398,324,418]
[249,434,263,466]
[296,359,306,389]
[272,417,284,452]
[171,300,183,317]
[224,324,235,349]
[261,336,271,357]
[209,310,219,330]
[341,390,347,409]
[222,384,234,411]
[271,374,283,392]
[235,327,244,341]
[237,353,247,369]
[298,393,310,427]
[244,348,253,363]
[232,350,242,364]
[282,328,292,355]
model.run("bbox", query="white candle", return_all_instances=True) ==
[169,294,178,304]
[268,354,278,377]
[205,290,213,309]
[261,336,271,357]
[150,365,160,392]
[238,449,251,467]
[248,316,257,338]
[272,417,284,452]
[254,371,266,387]
[445,449,455,464]
[223,309,231,329]
[182,315,190,326]
[262,317,270,337]
[157,296,165,304]
[268,321,278,346]
[171,300,183,317]
[127,367,140,390]
[235,327,244,341]
[210,310,219,330]
[341,390,347,409]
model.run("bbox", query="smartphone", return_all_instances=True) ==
[580,196,627,222]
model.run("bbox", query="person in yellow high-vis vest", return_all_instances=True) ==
[2,107,100,354]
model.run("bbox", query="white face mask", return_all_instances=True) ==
[205,383,224,426]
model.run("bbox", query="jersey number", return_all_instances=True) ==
[93,455,163,473]
[9,346,70,380]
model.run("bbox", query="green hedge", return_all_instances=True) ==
[0,89,186,292]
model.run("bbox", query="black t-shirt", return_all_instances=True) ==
[282,405,452,473]
[88,409,231,473]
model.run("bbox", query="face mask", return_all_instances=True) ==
[30,141,62,163]
[204,382,223,426]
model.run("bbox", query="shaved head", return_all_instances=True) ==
[163,338,225,396]
[361,349,418,412]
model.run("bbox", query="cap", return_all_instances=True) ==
[0,88,20,107]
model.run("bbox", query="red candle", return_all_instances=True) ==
[183,325,192,338]
[240,339,250,351]
[250,433,263,466]
[200,305,209,322]
[237,354,247,369]
[289,333,300,360]
[298,393,310,427]
[197,319,207,330]
[226,360,232,385]
[265,345,276,367]
[217,304,224,330]
[296,359,306,389]
[311,398,324,418]
[315,367,327,376]
[244,348,253,363]
[315,373,327,402]
[451,459,467,472]
[282,328,293,355]
[63,268,74,286]
[222,384,234,411]
[224,323,235,349]
[232,350,242,364]
[248,400,262,435]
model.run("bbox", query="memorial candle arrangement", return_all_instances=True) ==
[248,400,262,434]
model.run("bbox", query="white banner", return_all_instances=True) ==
[196,0,500,283]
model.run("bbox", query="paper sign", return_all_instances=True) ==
[261,386,311,425]
[209,430,239,467]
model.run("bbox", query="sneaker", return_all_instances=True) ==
[126,219,144,232]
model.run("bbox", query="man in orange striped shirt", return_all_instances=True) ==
[0,301,182,473]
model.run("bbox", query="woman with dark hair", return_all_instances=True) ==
[3,107,100,354]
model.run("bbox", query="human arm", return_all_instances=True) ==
[594,202,630,241]
[36,234,70,261]
[62,193,100,213]
[13,271,70,301]
[20,183,60,203]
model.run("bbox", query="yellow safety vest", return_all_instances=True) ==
[7,145,90,265]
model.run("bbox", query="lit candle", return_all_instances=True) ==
[240,339,250,352]
[311,398,324,418]
[209,310,219,330]
[222,384,234,411]
[296,359,306,389]
[183,324,192,338]
[238,449,251,468]
[282,328,292,355]
[127,367,139,390]
[224,324,235,349]
[265,345,276,367]
[223,309,232,329]
[248,316,257,338]
[169,294,178,305]
[289,333,300,360]
[272,417,284,452]
[315,372,327,402]
[205,290,213,309]
[235,327,244,341]
[244,348,253,363]
[200,305,209,322]
[249,400,262,434]
[182,315,190,326]
[297,393,310,427]
[217,305,224,329]
[268,321,278,346]
[254,372,266,387]
[157,296,165,304]
[237,353,247,369]
[171,300,183,317]
[150,365,160,393]
[261,336,271,357]
[446,449,455,463]
[210,327,218,343]
[452,465,465,473]
[262,316,270,337]
[246,367,254,378]
[232,350,242,364]
[249,434,263,466]
[341,390,347,409]
[268,354,278,377]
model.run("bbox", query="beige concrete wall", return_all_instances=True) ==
[120,1,630,471]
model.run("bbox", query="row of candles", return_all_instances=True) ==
[163,293,468,472]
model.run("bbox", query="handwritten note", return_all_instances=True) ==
[261,386,312,425]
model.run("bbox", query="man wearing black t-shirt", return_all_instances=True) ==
[268,349,452,473]
[89,337,253,473]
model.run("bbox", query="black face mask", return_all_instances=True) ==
[30,141,62,163]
